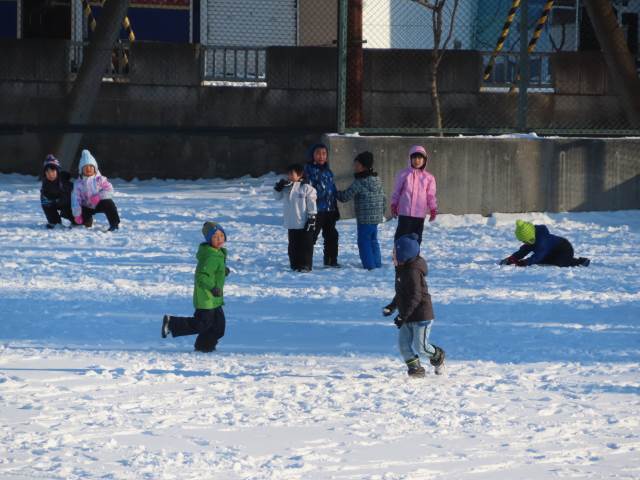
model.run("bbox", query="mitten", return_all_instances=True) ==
[499,256,520,266]
[89,194,101,207]
[382,302,395,316]
[74,215,83,225]
[391,204,399,217]
[305,214,317,232]
[429,209,437,222]
[393,315,404,329]
[211,287,223,297]
[225,266,230,277]
[514,259,527,267]
[274,179,292,192]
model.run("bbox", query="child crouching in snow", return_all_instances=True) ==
[71,149,120,231]
[40,154,74,228]
[162,221,229,352]
[383,233,445,377]
[500,220,590,267]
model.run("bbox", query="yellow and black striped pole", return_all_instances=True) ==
[82,0,97,33]
[82,1,136,71]
[509,0,554,92]
[483,0,521,81]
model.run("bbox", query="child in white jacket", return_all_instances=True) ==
[71,149,120,231]
[273,164,317,272]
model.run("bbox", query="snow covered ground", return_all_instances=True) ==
[1,173,639,479]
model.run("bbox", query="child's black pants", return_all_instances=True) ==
[82,199,120,228]
[288,228,314,270]
[394,215,426,245]
[42,203,73,225]
[542,238,583,267]
[168,307,226,352]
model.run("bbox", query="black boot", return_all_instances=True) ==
[430,346,446,375]
[161,315,171,338]
[578,257,590,267]
[406,356,426,378]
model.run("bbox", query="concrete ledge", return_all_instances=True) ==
[324,135,640,216]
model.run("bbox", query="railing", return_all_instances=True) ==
[200,46,267,84]
[481,51,554,91]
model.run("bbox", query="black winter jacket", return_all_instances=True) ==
[40,171,73,209]
[392,256,434,323]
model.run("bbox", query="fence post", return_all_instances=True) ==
[337,0,348,134]
[518,0,529,132]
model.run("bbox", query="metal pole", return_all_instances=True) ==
[347,0,363,128]
[518,0,529,132]
[337,0,348,134]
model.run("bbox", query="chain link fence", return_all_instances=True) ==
[1,0,639,137]
[337,0,640,135]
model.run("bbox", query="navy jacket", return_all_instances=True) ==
[304,162,338,213]
[511,225,563,266]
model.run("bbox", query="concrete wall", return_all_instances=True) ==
[325,135,640,216]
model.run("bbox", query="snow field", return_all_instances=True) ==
[0,173,639,479]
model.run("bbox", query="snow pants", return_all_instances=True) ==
[398,320,436,364]
[541,238,583,267]
[81,199,120,229]
[313,210,339,265]
[288,228,314,271]
[395,215,426,245]
[42,202,73,225]
[168,307,226,352]
[357,223,382,270]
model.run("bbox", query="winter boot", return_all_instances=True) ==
[406,357,426,378]
[161,315,171,338]
[430,346,446,375]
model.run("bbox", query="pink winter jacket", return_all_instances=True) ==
[71,174,114,217]
[390,157,437,218]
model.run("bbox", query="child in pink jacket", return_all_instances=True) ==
[71,149,121,231]
[390,145,437,245]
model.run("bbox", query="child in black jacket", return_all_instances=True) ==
[40,154,74,228]
[382,233,445,377]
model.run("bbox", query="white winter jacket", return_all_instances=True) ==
[274,181,318,229]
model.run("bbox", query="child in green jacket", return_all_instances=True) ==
[161,221,229,352]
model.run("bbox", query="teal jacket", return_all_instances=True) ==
[193,243,227,309]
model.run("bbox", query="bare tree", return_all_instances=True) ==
[411,0,460,135]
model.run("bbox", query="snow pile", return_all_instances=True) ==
[1,173,639,479]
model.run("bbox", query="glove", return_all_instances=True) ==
[225,266,230,277]
[305,214,317,232]
[211,287,223,297]
[74,215,83,225]
[514,259,527,267]
[393,315,404,329]
[89,194,101,207]
[499,256,515,265]
[274,179,292,192]
[429,209,437,222]
[391,204,399,217]
[382,303,395,317]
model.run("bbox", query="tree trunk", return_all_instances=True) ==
[55,0,131,170]
[430,57,443,134]
[583,0,640,128]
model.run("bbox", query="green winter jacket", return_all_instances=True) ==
[193,243,227,309]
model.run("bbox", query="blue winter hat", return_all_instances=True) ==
[395,233,420,263]
[202,221,227,244]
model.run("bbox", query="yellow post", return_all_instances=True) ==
[483,0,521,81]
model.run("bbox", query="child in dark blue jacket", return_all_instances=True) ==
[40,154,74,228]
[500,220,590,267]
